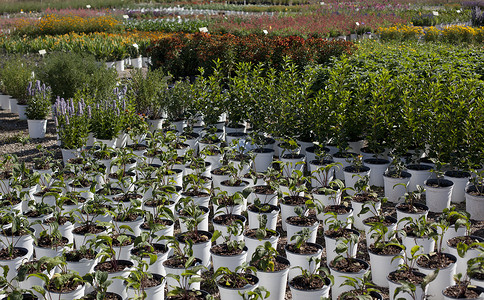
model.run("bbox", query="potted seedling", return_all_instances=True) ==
[244,215,280,260]
[285,228,324,281]
[29,256,85,299]
[82,270,122,300]
[124,255,165,300]
[210,222,248,272]
[0,212,33,281]
[250,242,290,300]
[288,257,333,300]
[337,272,382,300]
[367,223,405,287]
[214,264,266,300]
[323,214,359,265]
[383,156,412,203]
[388,245,437,300]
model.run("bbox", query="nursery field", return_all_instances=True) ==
[1,0,484,300]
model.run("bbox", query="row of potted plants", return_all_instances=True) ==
[0,126,483,300]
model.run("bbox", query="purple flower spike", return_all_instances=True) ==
[87,105,92,118]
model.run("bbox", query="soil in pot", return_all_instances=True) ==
[95,260,133,273]
[131,243,167,257]
[244,228,278,239]
[324,228,357,239]
[253,185,276,195]
[286,242,320,255]
[46,279,83,294]
[211,244,245,256]
[166,290,209,300]
[164,256,202,269]
[64,248,97,262]
[417,252,456,269]
[396,203,428,214]
[247,204,278,213]
[72,224,106,235]
[283,196,308,205]
[217,273,257,289]
[443,285,484,299]
[36,236,69,248]
[0,247,27,259]
[290,275,328,290]
[388,269,425,285]
[83,292,122,300]
[286,216,318,226]
[178,231,210,244]
[213,214,244,226]
[140,218,173,230]
[368,244,402,255]
[330,257,367,273]
[251,255,289,272]
[324,205,352,214]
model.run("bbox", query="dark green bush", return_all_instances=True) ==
[36,52,117,102]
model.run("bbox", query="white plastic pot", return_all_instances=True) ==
[363,216,397,248]
[0,247,29,282]
[395,203,429,230]
[383,171,411,203]
[252,148,274,172]
[401,234,435,258]
[387,270,427,300]
[465,186,484,221]
[211,246,248,273]
[289,276,331,300]
[285,242,323,280]
[285,218,319,244]
[163,259,201,292]
[324,229,359,266]
[446,236,483,276]
[368,248,404,287]
[343,166,371,196]
[319,205,353,231]
[417,253,457,300]
[247,204,279,230]
[351,198,381,231]
[27,119,47,139]
[443,171,470,204]
[312,188,342,207]
[217,274,259,300]
[308,160,335,188]
[45,283,85,300]
[406,164,433,192]
[424,179,453,213]
[364,158,390,187]
[178,231,212,268]
[126,273,165,300]
[255,256,290,300]
[244,230,280,262]
[280,154,305,177]
[329,258,369,300]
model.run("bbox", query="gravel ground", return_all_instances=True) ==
[0,108,61,163]
[2,104,484,300]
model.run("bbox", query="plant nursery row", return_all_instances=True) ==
[0,38,484,299]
